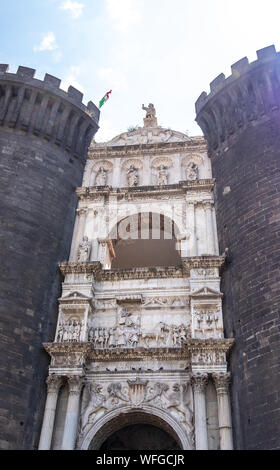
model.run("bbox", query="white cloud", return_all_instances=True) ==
[105,0,142,32]
[60,1,84,19]
[61,65,85,93]
[33,32,58,52]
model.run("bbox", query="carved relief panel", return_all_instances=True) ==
[190,287,224,339]
[55,291,94,343]
[88,296,191,350]
[79,378,194,448]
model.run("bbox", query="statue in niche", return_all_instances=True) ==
[77,236,91,262]
[158,165,168,186]
[95,166,107,186]
[127,165,138,187]
[142,103,156,118]
[186,162,198,181]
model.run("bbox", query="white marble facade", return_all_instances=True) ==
[39,107,234,451]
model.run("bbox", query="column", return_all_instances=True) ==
[213,372,233,450]
[61,375,84,450]
[38,375,63,450]
[192,373,209,450]
[205,202,215,255]
[69,208,87,261]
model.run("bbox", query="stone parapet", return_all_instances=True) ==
[0,65,99,159]
[195,45,280,155]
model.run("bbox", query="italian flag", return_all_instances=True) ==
[99,90,112,108]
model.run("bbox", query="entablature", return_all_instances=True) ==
[76,179,215,201]
[89,138,206,160]
[59,256,224,280]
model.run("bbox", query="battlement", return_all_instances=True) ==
[195,45,279,114]
[0,65,100,159]
[195,45,280,154]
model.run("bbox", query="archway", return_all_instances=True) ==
[99,423,181,450]
[88,411,183,450]
[109,212,182,269]
[79,406,192,450]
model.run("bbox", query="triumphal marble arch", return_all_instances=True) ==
[39,106,234,450]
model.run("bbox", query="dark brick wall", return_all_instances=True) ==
[0,66,99,449]
[0,131,85,449]
[196,46,280,449]
[212,118,280,449]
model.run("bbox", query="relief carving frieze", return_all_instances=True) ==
[88,316,191,350]
[79,379,194,446]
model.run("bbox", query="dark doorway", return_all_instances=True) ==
[99,423,181,450]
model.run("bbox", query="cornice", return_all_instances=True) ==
[182,256,225,276]
[59,261,102,276]
[59,257,225,280]
[43,338,234,363]
[89,137,206,160]
[43,342,92,355]
[76,179,215,201]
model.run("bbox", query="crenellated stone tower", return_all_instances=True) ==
[196,45,280,449]
[0,65,99,449]
[39,105,234,451]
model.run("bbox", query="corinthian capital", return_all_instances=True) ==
[46,375,63,394]
[212,372,231,394]
[67,375,84,395]
[191,373,209,392]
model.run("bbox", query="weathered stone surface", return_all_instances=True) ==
[0,67,99,449]
[196,46,280,450]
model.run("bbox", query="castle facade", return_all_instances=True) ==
[0,45,279,450]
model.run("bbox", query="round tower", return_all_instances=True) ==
[0,65,99,449]
[196,45,280,449]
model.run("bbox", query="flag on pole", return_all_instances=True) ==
[99,90,112,108]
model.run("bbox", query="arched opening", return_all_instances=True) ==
[88,411,183,450]
[110,212,182,269]
[100,423,181,450]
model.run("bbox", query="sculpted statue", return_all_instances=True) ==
[77,236,91,262]
[127,165,138,187]
[186,162,198,181]
[158,165,168,186]
[142,103,156,118]
[95,166,107,186]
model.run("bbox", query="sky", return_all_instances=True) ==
[1,0,280,142]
